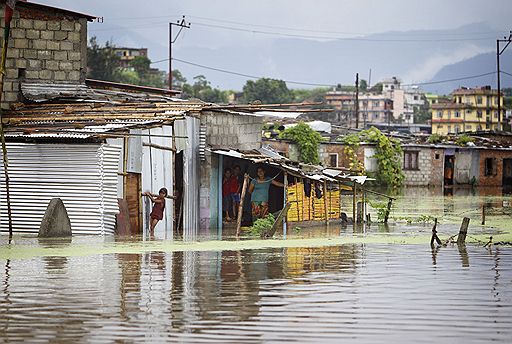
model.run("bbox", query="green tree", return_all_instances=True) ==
[128,56,166,88]
[242,78,293,104]
[279,122,323,164]
[86,36,120,81]
[360,79,368,92]
[292,87,330,103]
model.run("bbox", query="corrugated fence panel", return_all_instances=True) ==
[0,143,121,235]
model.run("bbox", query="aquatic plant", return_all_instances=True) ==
[248,213,276,236]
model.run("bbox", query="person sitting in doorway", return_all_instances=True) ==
[248,166,284,219]
[143,187,168,236]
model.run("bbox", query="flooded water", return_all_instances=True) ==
[1,240,511,343]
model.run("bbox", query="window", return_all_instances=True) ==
[458,96,462,104]
[477,110,483,118]
[486,123,490,129]
[435,153,440,160]
[374,113,378,119]
[484,158,497,176]
[495,111,499,119]
[414,95,419,100]
[466,125,472,130]
[447,110,451,118]
[486,109,490,115]
[466,109,471,114]
[403,151,419,170]
[437,125,443,129]
[373,101,379,107]
[437,111,443,118]
[329,154,338,168]
[454,125,460,133]
[455,111,460,118]
[477,96,483,104]
[447,125,452,133]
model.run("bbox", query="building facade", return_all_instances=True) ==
[431,86,504,135]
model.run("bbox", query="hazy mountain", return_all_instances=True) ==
[92,22,504,91]
[423,50,512,95]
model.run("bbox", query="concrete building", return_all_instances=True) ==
[0,0,95,109]
[112,47,148,68]
[431,86,504,135]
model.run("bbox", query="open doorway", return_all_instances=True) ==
[503,158,512,190]
[174,151,184,238]
[444,155,455,187]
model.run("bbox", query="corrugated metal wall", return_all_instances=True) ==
[0,143,121,235]
[175,117,200,241]
[141,126,174,239]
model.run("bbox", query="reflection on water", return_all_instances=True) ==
[1,243,511,343]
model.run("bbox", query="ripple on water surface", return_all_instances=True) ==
[0,244,511,343]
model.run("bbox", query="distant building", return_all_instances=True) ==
[324,91,393,127]
[112,47,148,68]
[381,77,427,124]
[431,86,504,135]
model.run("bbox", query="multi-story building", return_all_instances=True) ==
[112,47,148,68]
[431,86,504,135]
[324,91,393,127]
[381,77,428,124]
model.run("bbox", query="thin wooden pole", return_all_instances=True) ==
[235,173,250,237]
[481,205,486,225]
[295,178,300,222]
[352,182,357,224]
[328,182,332,222]
[338,182,342,219]
[324,180,329,225]
[300,178,305,222]
[283,172,288,238]
[384,198,393,223]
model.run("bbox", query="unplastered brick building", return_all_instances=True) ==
[0,0,96,109]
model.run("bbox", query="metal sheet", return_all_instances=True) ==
[0,143,121,235]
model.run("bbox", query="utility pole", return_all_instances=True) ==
[497,31,512,131]
[169,16,191,90]
[355,73,359,129]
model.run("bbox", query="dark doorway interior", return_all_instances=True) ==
[174,151,184,238]
[444,155,455,186]
[503,158,512,189]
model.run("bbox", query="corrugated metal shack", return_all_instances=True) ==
[0,95,201,236]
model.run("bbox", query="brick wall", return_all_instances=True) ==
[479,150,512,186]
[403,148,432,186]
[1,4,88,109]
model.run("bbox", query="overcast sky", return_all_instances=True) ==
[38,0,512,89]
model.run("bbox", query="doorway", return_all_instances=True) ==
[503,158,512,188]
[444,155,455,186]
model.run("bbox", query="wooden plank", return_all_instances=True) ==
[261,202,292,239]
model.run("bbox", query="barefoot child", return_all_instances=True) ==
[143,187,168,236]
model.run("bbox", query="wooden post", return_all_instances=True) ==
[338,182,342,219]
[283,172,288,238]
[430,218,441,247]
[481,205,485,225]
[235,173,250,238]
[457,217,470,245]
[295,178,300,222]
[300,178,305,222]
[323,179,329,225]
[352,181,357,224]
[171,122,177,239]
[384,198,393,223]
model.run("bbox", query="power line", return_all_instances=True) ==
[168,57,335,87]
[191,22,494,42]
[154,57,504,88]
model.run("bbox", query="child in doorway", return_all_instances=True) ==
[222,168,239,221]
[143,187,168,236]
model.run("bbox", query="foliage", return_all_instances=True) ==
[86,37,120,82]
[248,213,275,236]
[338,133,365,173]
[242,78,293,104]
[87,37,166,88]
[455,134,474,146]
[369,82,383,94]
[338,127,404,188]
[279,122,323,164]
[427,133,445,144]
[392,214,436,224]
[177,74,230,103]
[369,201,389,222]
[292,87,330,103]
[359,79,368,92]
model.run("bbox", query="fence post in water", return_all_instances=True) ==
[323,180,329,225]
[352,182,357,224]
[430,218,441,247]
[384,198,393,223]
[457,217,470,245]
[481,205,485,225]
[235,173,250,238]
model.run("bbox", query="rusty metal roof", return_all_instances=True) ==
[18,1,98,21]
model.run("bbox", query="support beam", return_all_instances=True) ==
[236,173,250,238]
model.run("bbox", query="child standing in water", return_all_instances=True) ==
[143,187,168,236]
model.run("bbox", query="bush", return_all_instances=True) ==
[248,213,276,236]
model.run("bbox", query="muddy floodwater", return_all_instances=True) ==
[1,187,512,343]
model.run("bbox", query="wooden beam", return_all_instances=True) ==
[236,173,250,237]
[143,141,176,152]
